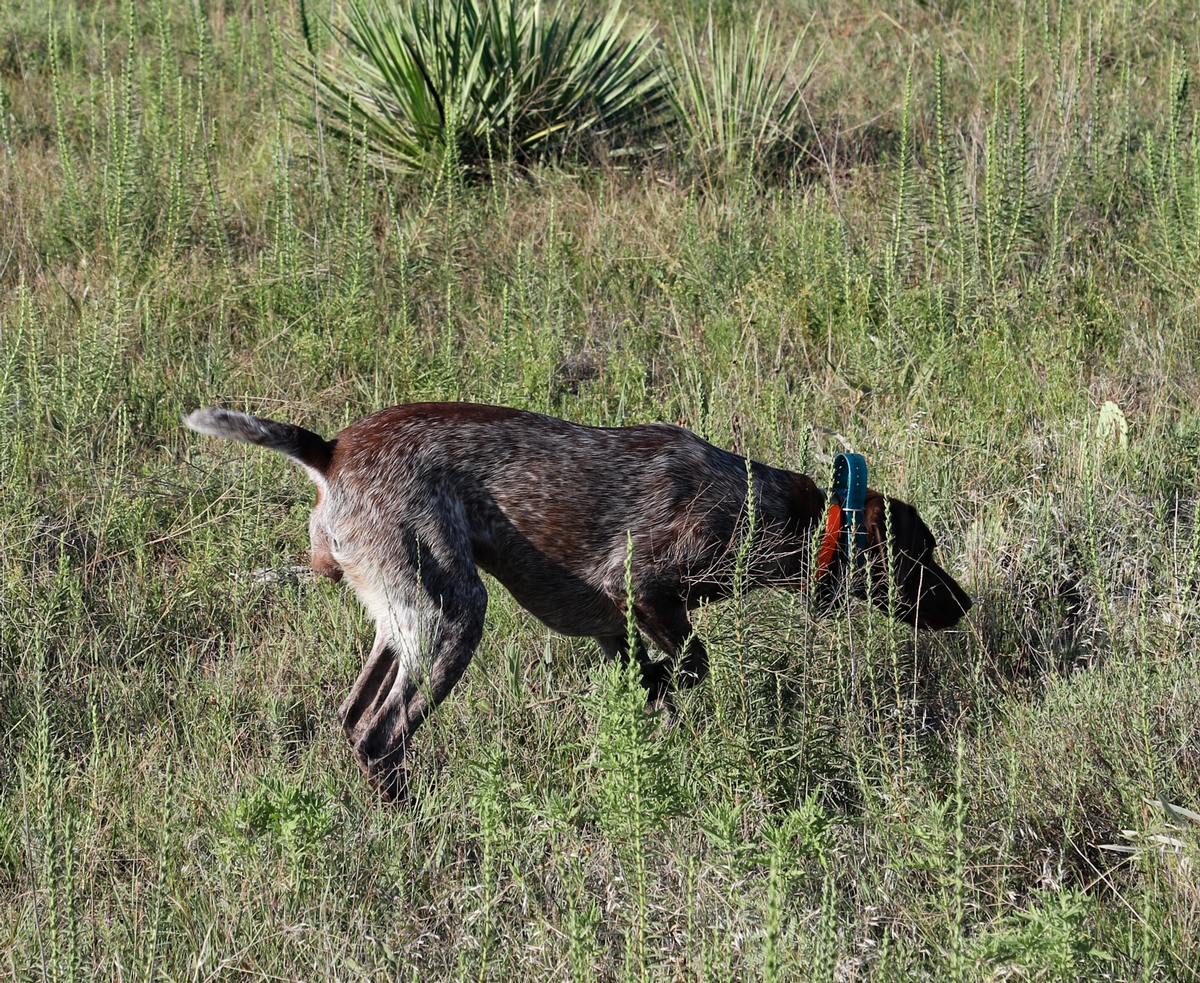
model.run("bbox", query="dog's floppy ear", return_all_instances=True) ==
[862,492,972,629]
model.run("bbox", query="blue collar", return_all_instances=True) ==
[814,452,869,611]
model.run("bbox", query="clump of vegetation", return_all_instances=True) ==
[297,0,673,175]
[296,0,822,182]
[216,778,335,890]
[668,10,819,183]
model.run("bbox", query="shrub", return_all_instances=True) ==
[296,0,673,176]
[668,11,820,183]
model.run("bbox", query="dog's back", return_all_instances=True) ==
[320,404,820,607]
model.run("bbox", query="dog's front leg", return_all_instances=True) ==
[637,598,708,690]
[595,633,671,705]
[594,597,708,707]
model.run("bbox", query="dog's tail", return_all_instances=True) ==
[183,408,334,475]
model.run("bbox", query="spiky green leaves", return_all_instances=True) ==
[296,0,672,176]
[668,12,821,183]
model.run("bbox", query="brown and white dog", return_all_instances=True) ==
[184,402,971,800]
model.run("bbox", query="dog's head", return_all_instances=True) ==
[861,492,972,629]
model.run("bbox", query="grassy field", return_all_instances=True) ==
[3,0,1200,978]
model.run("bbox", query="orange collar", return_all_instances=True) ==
[815,501,843,580]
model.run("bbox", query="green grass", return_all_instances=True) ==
[3,0,1200,978]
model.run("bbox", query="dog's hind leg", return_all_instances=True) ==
[337,538,487,802]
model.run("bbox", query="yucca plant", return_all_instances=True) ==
[668,11,821,183]
[295,0,673,176]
